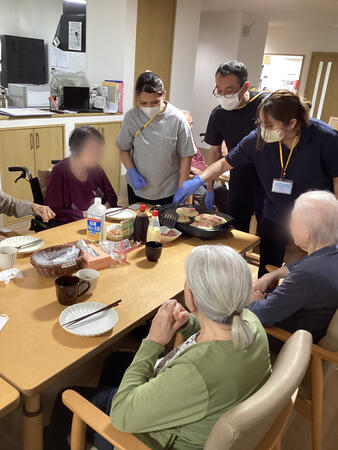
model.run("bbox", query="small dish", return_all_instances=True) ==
[0,236,44,254]
[160,226,182,243]
[59,302,118,336]
[106,208,136,221]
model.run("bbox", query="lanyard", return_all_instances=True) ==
[237,91,264,110]
[133,103,166,138]
[279,135,298,179]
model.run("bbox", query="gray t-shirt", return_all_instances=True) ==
[116,102,196,200]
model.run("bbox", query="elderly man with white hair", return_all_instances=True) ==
[250,190,338,348]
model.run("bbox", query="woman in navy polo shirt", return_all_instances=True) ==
[175,90,338,277]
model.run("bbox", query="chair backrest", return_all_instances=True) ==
[204,330,312,450]
[37,169,52,199]
[319,309,338,352]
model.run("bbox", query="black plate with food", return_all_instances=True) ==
[157,203,234,240]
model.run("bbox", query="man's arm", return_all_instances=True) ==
[179,156,193,187]
[207,145,222,191]
[252,265,290,293]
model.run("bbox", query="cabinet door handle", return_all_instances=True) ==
[30,133,34,150]
[35,132,40,149]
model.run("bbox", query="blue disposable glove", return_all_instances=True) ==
[127,167,147,190]
[173,175,204,204]
[205,190,215,210]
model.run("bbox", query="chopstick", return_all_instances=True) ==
[106,206,130,217]
[62,299,122,328]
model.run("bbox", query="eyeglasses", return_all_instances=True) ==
[212,86,242,99]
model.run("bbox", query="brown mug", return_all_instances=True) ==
[55,275,90,306]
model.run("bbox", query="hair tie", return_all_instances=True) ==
[230,310,241,318]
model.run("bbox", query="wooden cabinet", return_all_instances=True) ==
[0,125,64,224]
[76,122,121,194]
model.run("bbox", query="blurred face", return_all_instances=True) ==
[289,210,311,251]
[183,112,193,129]
[138,91,165,108]
[76,137,104,168]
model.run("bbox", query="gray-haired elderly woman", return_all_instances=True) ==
[251,190,338,349]
[45,245,271,450]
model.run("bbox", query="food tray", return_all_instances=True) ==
[157,204,234,240]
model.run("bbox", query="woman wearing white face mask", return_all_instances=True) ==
[175,90,338,277]
[116,71,195,205]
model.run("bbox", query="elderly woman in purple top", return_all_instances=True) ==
[45,126,117,224]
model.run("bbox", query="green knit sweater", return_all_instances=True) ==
[110,310,271,449]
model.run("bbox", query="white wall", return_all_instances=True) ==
[191,11,243,145]
[265,24,338,95]
[0,0,61,44]
[170,0,202,111]
[237,13,269,88]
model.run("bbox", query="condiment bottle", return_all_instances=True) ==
[146,209,161,242]
[87,197,106,244]
[133,204,149,244]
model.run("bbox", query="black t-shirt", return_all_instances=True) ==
[205,91,269,149]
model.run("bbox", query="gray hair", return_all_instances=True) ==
[293,190,338,246]
[186,245,253,349]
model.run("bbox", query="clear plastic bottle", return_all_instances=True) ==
[146,210,161,242]
[133,204,149,244]
[87,197,106,244]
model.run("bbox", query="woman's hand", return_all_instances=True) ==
[251,290,268,302]
[31,204,55,222]
[252,273,273,293]
[146,300,189,346]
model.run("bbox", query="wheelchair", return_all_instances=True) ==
[7,160,61,233]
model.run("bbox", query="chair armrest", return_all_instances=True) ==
[62,390,150,450]
[266,265,279,273]
[265,326,291,342]
[265,327,338,363]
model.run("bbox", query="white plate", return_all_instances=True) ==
[106,208,136,221]
[160,226,182,243]
[0,236,44,254]
[59,302,118,336]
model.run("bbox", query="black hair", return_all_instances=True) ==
[69,126,105,155]
[215,61,248,86]
[135,71,164,95]
[258,89,311,129]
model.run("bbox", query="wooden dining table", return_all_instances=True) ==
[0,377,20,420]
[0,219,259,450]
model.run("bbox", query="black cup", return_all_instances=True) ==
[145,241,163,262]
[55,275,90,306]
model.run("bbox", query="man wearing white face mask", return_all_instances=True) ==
[174,90,338,277]
[204,61,269,231]
[116,71,195,205]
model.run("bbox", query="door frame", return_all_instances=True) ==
[262,53,306,94]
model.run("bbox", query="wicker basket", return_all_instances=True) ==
[30,244,85,278]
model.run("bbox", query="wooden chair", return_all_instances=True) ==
[0,378,20,419]
[265,266,338,450]
[62,330,312,450]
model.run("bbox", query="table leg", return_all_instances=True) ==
[23,394,43,450]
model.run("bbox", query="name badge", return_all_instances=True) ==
[272,178,293,195]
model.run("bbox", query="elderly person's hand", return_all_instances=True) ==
[252,273,273,294]
[31,204,55,222]
[147,300,189,346]
[251,290,267,303]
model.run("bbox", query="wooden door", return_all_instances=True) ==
[304,52,338,124]
[33,126,65,172]
[75,122,122,194]
[134,0,176,99]
[0,128,34,224]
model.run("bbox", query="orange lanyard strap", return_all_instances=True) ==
[279,135,298,179]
